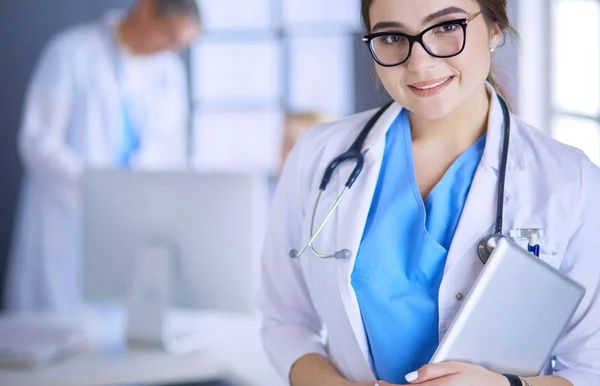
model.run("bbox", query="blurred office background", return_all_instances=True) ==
[0,0,598,384]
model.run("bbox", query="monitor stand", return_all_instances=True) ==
[125,242,200,354]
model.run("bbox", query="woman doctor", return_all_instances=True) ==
[257,0,600,385]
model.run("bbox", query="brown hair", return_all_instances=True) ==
[360,0,518,102]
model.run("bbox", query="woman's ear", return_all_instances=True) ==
[489,23,502,51]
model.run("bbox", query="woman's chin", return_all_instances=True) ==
[403,101,458,122]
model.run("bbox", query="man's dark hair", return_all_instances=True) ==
[155,0,201,22]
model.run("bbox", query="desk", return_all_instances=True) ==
[0,306,285,386]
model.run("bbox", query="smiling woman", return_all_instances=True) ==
[363,0,510,122]
[362,0,516,104]
[256,0,600,385]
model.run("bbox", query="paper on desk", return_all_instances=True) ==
[0,319,88,369]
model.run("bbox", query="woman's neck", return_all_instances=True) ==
[409,85,491,152]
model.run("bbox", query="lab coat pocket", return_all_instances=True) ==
[512,236,562,270]
[538,252,562,270]
[538,237,562,269]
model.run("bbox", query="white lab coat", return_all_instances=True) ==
[5,12,188,311]
[257,89,600,385]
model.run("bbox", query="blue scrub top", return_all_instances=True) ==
[115,58,140,168]
[118,100,140,167]
[351,109,485,383]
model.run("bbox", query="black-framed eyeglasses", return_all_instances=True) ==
[363,12,482,67]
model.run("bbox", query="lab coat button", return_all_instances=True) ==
[455,292,465,301]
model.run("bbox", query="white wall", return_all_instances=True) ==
[517,0,552,132]
[191,0,361,174]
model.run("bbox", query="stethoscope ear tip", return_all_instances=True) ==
[334,249,352,260]
[289,249,300,259]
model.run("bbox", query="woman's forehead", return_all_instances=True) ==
[369,0,479,27]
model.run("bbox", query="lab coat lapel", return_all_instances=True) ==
[332,158,378,379]
[445,91,525,274]
[332,103,402,380]
[444,165,500,273]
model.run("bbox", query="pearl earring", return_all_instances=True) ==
[490,47,496,53]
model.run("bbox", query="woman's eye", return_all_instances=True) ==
[436,24,459,33]
[384,35,402,44]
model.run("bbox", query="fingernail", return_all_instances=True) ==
[405,371,419,382]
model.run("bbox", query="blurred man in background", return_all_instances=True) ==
[5,0,201,312]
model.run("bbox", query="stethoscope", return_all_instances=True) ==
[289,94,511,265]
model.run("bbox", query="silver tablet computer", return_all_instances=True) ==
[430,237,585,376]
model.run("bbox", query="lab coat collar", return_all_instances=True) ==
[361,102,403,155]
[100,11,141,61]
[100,10,125,38]
[479,84,527,172]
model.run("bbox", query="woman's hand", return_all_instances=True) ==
[375,362,510,386]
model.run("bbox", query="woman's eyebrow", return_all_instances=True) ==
[371,7,468,33]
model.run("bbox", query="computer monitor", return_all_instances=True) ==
[81,170,269,315]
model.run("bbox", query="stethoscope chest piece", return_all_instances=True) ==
[477,233,507,264]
